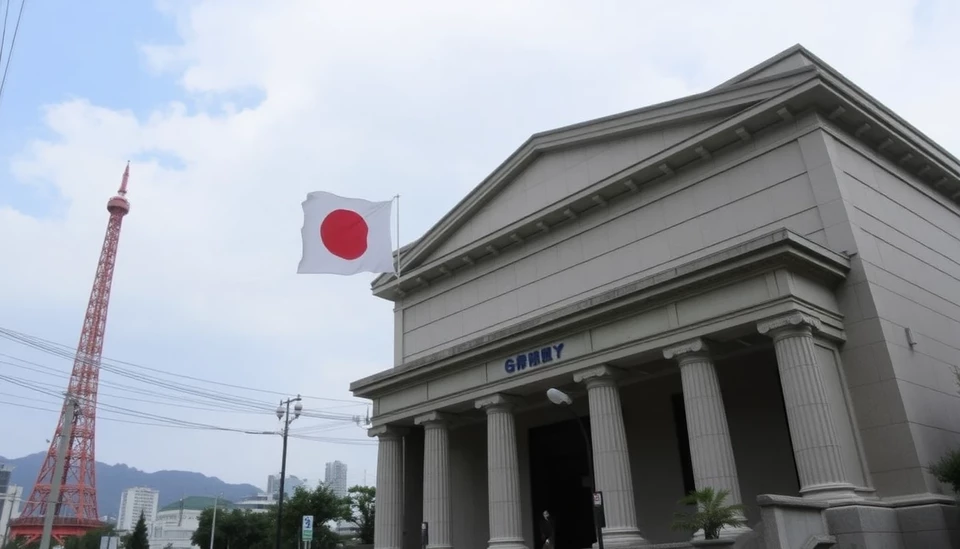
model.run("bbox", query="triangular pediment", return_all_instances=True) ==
[373,64,813,289]
[373,45,960,296]
[424,114,727,262]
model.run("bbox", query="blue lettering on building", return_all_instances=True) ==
[504,343,565,374]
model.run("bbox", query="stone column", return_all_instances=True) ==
[572,366,646,547]
[415,412,453,549]
[370,425,407,549]
[663,338,749,538]
[475,395,528,549]
[757,312,858,501]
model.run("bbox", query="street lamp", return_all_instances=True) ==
[545,388,604,549]
[275,395,303,549]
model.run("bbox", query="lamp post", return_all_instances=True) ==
[546,388,604,549]
[275,395,303,549]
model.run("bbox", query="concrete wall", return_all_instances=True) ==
[826,131,960,497]
[399,117,827,363]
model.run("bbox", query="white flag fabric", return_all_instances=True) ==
[298,191,395,275]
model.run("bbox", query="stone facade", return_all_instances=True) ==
[351,45,960,549]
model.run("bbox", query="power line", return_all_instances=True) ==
[0,398,374,445]
[0,326,377,444]
[0,354,365,423]
[1,355,286,414]
[0,0,27,106]
[0,372,267,432]
[0,371,363,435]
[0,353,361,424]
[0,326,366,406]
[0,389,374,446]
[0,344,369,426]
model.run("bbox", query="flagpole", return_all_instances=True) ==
[395,194,401,280]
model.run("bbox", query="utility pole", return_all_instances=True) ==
[209,492,221,549]
[274,395,302,549]
[40,396,79,549]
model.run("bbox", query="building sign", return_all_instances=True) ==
[504,342,565,374]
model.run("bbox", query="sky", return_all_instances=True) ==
[0,0,958,493]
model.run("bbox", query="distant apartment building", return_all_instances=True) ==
[323,461,347,498]
[117,487,160,532]
[266,473,305,499]
[0,466,14,528]
[265,474,280,498]
[0,466,22,547]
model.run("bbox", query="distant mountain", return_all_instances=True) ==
[0,453,261,519]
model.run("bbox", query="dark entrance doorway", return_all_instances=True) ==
[528,417,595,549]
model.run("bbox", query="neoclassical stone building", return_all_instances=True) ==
[350,45,960,549]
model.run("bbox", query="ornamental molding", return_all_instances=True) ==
[413,411,453,427]
[474,393,522,412]
[757,311,823,336]
[573,364,621,385]
[662,338,709,361]
[368,425,408,439]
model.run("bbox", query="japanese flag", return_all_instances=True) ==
[297,191,396,276]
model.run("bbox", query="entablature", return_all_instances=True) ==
[351,228,850,402]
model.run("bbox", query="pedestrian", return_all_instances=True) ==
[540,510,555,549]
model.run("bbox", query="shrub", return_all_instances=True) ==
[670,487,746,540]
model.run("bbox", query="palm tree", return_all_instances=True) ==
[670,487,746,540]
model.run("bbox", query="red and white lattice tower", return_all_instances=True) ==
[9,164,132,544]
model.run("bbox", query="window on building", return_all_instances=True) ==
[670,393,696,496]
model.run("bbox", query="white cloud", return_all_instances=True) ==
[1,0,958,484]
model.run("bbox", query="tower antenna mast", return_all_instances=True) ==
[9,163,132,545]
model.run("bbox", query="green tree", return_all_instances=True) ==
[274,485,351,549]
[347,485,375,544]
[670,487,746,540]
[191,485,349,549]
[192,508,272,549]
[124,512,149,549]
[2,537,35,549]
[63,525,117,549]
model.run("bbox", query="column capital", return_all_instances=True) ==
[475,393,521,413]
[757,311,823,337]
[368,425,407,439]
[663,338,710,363]
[573,364,622,387]
[414,411,453,428]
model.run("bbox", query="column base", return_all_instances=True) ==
[591,527,647,548]
[799,482,861,502]
[427,545,453,549]
[487,537,528,549]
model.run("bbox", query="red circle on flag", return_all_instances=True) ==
[320,209,368,260]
